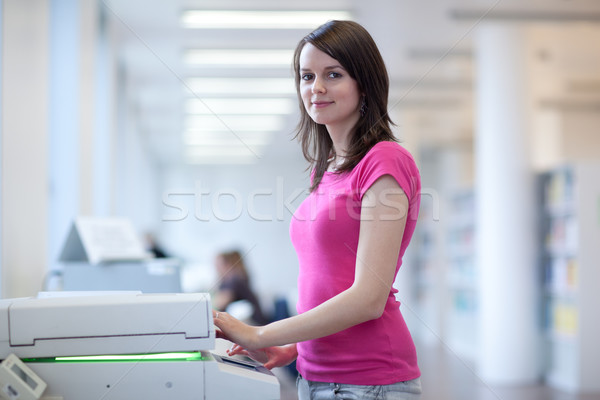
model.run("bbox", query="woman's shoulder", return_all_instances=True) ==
[360,140,416,166]
[220,274,249,289]
[346,140,420,199]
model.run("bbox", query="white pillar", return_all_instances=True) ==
[79,0,100,216]
[93,4,116,217]
[475,23,542,384]
[48,0,108,272]
[0,0,3,297]
[48,0,81,271]
[1,0,50,298]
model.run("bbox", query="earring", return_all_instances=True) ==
[360,97,367,117]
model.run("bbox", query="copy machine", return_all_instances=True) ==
[0,292,279,399]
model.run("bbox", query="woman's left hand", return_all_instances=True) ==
[227,343,298,370]
[212,309,261,350]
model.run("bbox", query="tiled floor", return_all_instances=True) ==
[276,342,600,400]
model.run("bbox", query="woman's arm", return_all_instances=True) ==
[213,174,408,350]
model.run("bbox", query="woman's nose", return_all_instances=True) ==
[311,77,326,94]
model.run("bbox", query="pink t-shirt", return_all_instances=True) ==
[290,141,421,385]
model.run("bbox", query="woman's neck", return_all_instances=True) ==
[326,125,353,158]
[325,106,360,153]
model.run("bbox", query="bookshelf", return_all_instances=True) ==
[445,190,478,360]
[538,163,600,393]
[411,190,445,345]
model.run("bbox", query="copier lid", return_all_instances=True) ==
[1,292,215,359]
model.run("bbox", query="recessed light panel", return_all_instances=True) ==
[181,10,352,29]
[183,49,294,67]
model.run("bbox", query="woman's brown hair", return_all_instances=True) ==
[218,250,249,282]
[292,20,396,192]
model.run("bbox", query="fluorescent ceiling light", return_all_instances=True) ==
[186,146,262,157]
[183,131,273,146]
[181,10,352,29]
[185,147,262,165]
[185,98,295,115]
[185,154,261,165]
[186,78,296,95]
[183,49,294,67]
[184,115,285,132]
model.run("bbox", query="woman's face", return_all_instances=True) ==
[298,43,362,133]
[215,256,229,277]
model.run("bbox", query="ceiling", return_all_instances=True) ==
[102,0,600,167]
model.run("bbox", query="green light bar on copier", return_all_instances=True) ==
[22,352,208,363]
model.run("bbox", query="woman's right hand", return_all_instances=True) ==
[227,343,298,370]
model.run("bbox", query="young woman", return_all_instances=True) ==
[213,20,422,399]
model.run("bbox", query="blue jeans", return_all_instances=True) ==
[297,375,422,400]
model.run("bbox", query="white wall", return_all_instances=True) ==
[157,157,308,312]
[113,73,161,238]
[563,110,600,161]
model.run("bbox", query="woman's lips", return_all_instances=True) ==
[312,101,333,109]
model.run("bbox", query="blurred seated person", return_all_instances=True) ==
[144,233,169,258]
[213,250,269,325]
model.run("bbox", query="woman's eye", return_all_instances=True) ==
[301,74,313,81]
[328,72,342,79]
